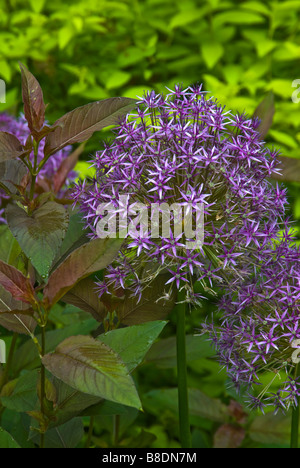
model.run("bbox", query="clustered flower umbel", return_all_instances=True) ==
[0,113,74,223]
[203,227,300,413]
[73,84,300,410]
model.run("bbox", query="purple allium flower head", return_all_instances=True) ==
[203,227,300,412]
[0,113,75,223]
[73,84,300,409]
[73,84,287,307]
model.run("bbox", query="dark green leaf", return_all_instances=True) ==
[6,202,69,279]
[145,334,215,368]
[126,429,157,448]
[0,427,20,448]
[50,210,89,272]
[48,378,101,428]
[31,418,84,448]
[0,370,38,412]
[98,320,167,372]
[143,388,228,424]
[81,399,129,417]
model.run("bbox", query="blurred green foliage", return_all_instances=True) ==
[1,0,300,448]
[1,0,300,157]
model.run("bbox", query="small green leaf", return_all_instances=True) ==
[28,0,45,13]
[169,9,207,29]
[42,335,142,409]
[0,225,24,271]
[201,41,224,69]
[106,71,131,90]
[58,25,75,50]
[213,10,264,27]
[269,129,298,149]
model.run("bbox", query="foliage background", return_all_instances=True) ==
[1,0,300,448]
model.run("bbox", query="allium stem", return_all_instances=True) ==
[290,364,300,449]
[176,292,192,448]
[40,325,46,449]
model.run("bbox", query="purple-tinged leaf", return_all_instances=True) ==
[44,97,137,157]
[61,277,107,322]
[43,238,123,308]
[19,63,46,137]
[0,132,25,162]
[52,143,85,194]
[102,273,176,326]
[42,335,142,409]
[0,259,36,305]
